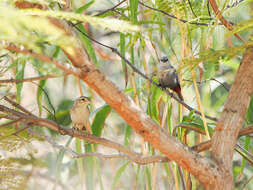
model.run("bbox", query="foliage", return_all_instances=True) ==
[0,0,252,189]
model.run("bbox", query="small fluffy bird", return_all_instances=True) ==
[70,96,92,134]
[157,56,184,101]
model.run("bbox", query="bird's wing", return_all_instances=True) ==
[86,106,92,134]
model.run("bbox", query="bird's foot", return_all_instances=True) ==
[158,83,166,91]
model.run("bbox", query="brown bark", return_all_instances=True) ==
[210,46,253,189]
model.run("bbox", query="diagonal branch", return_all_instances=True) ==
[95,0,126,16]
[139,1,210,26]
[208,0,245,42]
[69,22,218,122]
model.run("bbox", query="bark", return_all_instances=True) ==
[210,46,253,189]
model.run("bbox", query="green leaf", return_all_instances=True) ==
[181,114,215,135]
[246,96,253,123]
[76,24,98,65]
[37,79,47,116]
[15,60,25,103]
[124,125,132,146]
[46,99,73,126]
[75,138,85,186]
[120,33,128,87]
[111,162,130,190]
[91,105,112,137]
[240,136,251,174]
[76,0,95,13]
[145,166,152,190]
[129,0,139,24]
[149,86,163,123]
[56,137,73,178]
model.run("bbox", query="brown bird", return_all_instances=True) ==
[157,56,184,101]
[70,96,92,134]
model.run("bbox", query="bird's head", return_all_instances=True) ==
[160,56,169,63]
[158,56,173,71]
[75,96,91,106]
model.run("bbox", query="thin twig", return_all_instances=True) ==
[29,129,169,164]
[139,1,210,26]
[0,104,142,158]
[0,75,57,84]
[95,0,126,16]
[187,0,197,18]
[241,174,253,190]
[225,0,245,10]
[32,82,57,122]
[173,124,206,136]
[3,96,35,116]
[0,118,22,128]
[207,1,211,18]
[4,44,80,76]
[183,78,229,91]
[192,125,253,152]
[0,102,170,164]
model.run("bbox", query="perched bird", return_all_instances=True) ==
[70,96,92,134]
[157,56,184,101]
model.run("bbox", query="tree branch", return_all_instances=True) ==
[139,2,210,26]
[192,125,253,152]
[95,0,126,16]
[28,128,170,165]
[0,103,161,160]
[0,75,58,84]
[210,46,253,189]
[69,22,218,122]
[208,0,245,42]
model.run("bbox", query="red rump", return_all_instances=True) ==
[173,86,184,101]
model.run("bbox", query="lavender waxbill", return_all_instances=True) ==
[157,56,184,101]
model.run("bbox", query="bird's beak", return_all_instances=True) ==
[87,97,91,104]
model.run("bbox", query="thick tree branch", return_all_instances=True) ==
[210,46,253,189]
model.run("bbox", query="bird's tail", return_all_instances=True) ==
[174,86,184,101]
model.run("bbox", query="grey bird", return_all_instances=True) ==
[70,96,92,134]
[157,56,184,101]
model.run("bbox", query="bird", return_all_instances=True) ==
[70,96,92,134]
[157,56,184,101]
